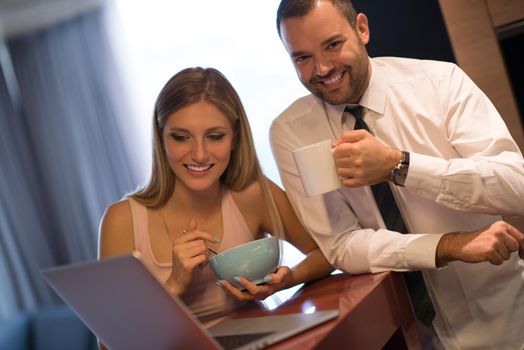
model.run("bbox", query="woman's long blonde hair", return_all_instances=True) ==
[131,67,284,237]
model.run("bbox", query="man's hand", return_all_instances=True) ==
[436,221,524,266]
[332,130,401,187]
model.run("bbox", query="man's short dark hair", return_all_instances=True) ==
[276,0,358,38]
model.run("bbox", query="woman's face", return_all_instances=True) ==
[162,100,235,193]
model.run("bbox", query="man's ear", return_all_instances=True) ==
[356,13,370,45]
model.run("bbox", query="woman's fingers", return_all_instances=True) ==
[217,277,276,301]
[219,279,252,301]
[235,276,262,295]
[173,240,208,259]
[181,254,207,271]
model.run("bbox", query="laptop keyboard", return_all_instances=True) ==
[214,331,274,349]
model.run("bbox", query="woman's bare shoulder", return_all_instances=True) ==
[102,199,133,227]
[99,198,135,257]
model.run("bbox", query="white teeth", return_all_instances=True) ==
[323,72,342,85]
[186,164,212,172]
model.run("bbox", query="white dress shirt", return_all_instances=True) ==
[270,57,524,349]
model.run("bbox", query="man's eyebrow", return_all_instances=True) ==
[321,34,344,46]
[290,34,345,58]
[290,50,309,58]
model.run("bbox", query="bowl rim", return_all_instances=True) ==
[209,235,278,261]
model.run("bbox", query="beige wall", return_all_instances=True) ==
[439,0,524,153]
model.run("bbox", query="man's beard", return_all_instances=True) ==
[302,51,369,105]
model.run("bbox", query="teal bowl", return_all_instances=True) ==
[209,236,280,289]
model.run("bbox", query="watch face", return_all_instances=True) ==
[394,164,408,186]
[390,151,409,186]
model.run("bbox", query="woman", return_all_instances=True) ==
[98,67,333,326]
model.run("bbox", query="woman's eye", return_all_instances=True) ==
[171,133,189,142]
[207,133,225,141]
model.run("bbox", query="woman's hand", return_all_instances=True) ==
[217,266,294,301]
[167,218,219,295]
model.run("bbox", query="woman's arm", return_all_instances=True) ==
[98,200,135,259]
[97,201,134,350]
[265,179,334,287]
[220,178,333,300]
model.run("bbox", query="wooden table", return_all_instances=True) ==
[228,272,424,350]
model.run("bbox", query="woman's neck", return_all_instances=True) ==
[168,182,223,217]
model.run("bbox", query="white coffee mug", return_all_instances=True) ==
[292,139,342,196]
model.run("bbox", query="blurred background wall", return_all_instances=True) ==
[1,1,521,347]
[0,0,141,320]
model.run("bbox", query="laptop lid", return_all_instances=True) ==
[42,252,339,350]
[42,252,220,350]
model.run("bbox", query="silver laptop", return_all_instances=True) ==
[41,252,339,350]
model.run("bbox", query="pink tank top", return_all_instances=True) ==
[127,189,252,323]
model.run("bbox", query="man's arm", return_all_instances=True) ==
[406,64,524,215]
[271,101,524,274]
[436,220,524,266]
[270,116,440,274]
[333,64,524,216]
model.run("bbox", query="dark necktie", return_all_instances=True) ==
[346,106,436,326]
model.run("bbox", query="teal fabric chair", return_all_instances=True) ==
[0,304,97,350]
[0,312,31,350]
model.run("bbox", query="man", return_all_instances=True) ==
[270,0,524,349]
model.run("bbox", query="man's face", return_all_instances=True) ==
[280,1,371,105]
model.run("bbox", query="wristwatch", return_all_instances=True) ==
[389,151,410,186]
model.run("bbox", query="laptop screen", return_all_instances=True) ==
[42,252,339,350]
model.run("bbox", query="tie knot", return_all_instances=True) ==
[345,105,363,121]
[345,105,369,131]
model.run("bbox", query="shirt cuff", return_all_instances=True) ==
[406,152,447,194]
[404,233,445,269]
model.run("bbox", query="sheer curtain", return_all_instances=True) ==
[0,5,140,319]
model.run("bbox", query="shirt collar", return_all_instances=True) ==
[359,58,387,116]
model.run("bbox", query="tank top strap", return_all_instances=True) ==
[127,198,152,258]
